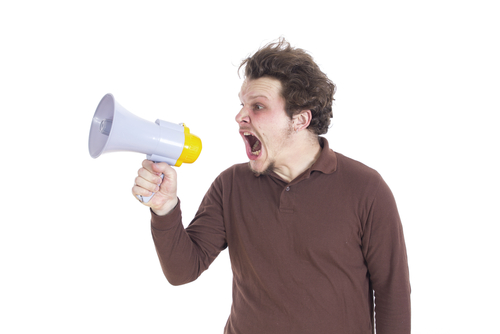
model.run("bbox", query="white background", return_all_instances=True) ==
[1,1,498,333]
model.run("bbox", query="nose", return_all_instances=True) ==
[235,106,250,124]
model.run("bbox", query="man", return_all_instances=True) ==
[132,38,411,333]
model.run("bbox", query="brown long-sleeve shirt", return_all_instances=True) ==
[151,138,411,333]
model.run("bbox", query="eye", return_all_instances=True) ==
[254,104,264,111]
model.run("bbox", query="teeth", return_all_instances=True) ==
[242,132,261,156]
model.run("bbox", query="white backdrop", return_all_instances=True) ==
[1,1,498,333]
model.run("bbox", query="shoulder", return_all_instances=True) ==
[332,153,398,222]
[335,152,381,180]
[332,152,385,195]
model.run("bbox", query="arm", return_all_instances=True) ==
[132,160,227,285]
[362,177,411,334]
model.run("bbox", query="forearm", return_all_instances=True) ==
[374,283,411,333]
[151,194,227,286]
[364,176,411,333]
[151,202,209,286]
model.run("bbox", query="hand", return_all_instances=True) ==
[132,160,178,216]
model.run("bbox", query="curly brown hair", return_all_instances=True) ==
[239,38,336,135]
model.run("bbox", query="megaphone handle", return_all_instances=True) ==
[136,173,164,203]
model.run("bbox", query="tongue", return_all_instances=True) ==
[251,138,261,152]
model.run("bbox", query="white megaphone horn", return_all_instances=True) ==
[88,93,202,203]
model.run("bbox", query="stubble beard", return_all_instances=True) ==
[247,160,276,177]
[246,121,294,177]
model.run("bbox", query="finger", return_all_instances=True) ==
[142,160,159,174]
[151,161,172,175]
[141,159,166,175]
[134,174,160,193]
[132,183,154,199]
[137,167,163,185]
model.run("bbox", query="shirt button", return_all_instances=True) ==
[285,186,290,191]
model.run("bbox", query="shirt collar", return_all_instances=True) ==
[310,137,337,175]
[261,136,337,183]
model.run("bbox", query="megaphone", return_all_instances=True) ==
[88,93,202,202]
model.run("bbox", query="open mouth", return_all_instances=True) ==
[242,132,262,156]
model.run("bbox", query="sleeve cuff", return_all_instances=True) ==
[150,199,182,231]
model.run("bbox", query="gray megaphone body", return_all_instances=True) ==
[88,93,202,203]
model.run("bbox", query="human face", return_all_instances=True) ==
[236,77,295,175]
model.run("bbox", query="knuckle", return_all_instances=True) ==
[137,186,152,196]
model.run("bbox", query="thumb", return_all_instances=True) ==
[150,162,177,191]
[151,161,170,175]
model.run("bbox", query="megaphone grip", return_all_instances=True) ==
[136,173,164,203]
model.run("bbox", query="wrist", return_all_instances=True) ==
[152,197,179,216]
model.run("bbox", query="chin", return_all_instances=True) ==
[248,160,275,176]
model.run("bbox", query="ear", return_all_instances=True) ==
[293,110,312,132]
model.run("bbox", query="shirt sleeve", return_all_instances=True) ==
[151,176,227,286]
[361,176,411,334]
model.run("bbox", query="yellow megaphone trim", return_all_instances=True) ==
[174,125,202,167]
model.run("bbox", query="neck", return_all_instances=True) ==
[272,133,322,183]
